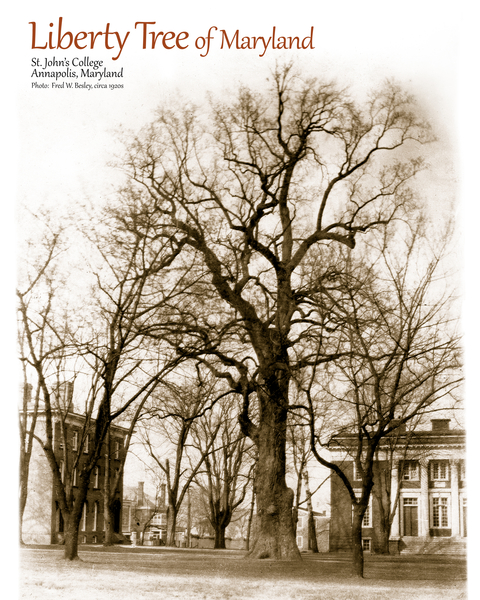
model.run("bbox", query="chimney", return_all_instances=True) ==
[20,383,33,406]
[53,382,74,412]
[161,483,166,508]
[431,419,450,432]
[137,482,145,506]
[390,419,406,434]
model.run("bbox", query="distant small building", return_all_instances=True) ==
[122,482,185,546]
[295,507,330,553]
[328,419,466,555]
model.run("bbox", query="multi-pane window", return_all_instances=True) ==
[430,461,449,481]
[353,462,362,481]
[353,494,372,528]
[402,461,419,481]
[93,502,98,531]
[81,503,87,531]
[72,432,78,451]
[432,497,449,527]
[362,538,371,552]
[362,501,371,528]
[93,466,99,489]
[152,513,166,527]
[114,441,121,460]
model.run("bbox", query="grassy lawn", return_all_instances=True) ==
[20,546,467,600]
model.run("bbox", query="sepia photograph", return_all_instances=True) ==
[6,1,473,598]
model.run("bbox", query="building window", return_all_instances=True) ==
[114,440,121,460]
[93,502,98,531]
[362,538,371,552]
[432,497,449,528]
[403,497,418,536]
[296,536,303,549]
[72,431,78,451]
[353,462,362,481]
[93,536,97,544]
[362,500,371,528]
[82,536,87,544]
[354,493,372,528]
[402,461,419,481]
[84,435,89,454]
[81,503,87,531]
[430,461,449,481]
[93,466,99,489]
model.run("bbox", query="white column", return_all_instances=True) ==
[390,460,400,537]
[419,460,429,537]
[450,460,460,537]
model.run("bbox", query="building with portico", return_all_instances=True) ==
[328,419,466,554]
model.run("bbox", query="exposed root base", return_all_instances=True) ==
[246,544,302,561]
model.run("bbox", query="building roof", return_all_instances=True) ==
[22,406,130,434]
[328,420,465,453]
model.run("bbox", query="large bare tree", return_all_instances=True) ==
[121,64,434,559]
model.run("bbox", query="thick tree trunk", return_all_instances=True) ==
[352,508,365,578]
[247,390,300,560]
[292,463,304,537]
[214,525,226,549]
[375,522,390,554]
[304,471,318,553]
[166,503,177,546]
[308,513,319,553]
[245,489,255,551]
[63,513,82,561]
[19,475,28,545]
[372,464,391,554]
[103,429,114,546]
[103,502,114,546]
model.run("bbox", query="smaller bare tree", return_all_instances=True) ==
[193,396,255,549]
[300,223,462,577]
[138,373,224,546]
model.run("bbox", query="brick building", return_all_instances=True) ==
[22,400,128,545]
[328,419,466,555]
[295,507,330,553]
